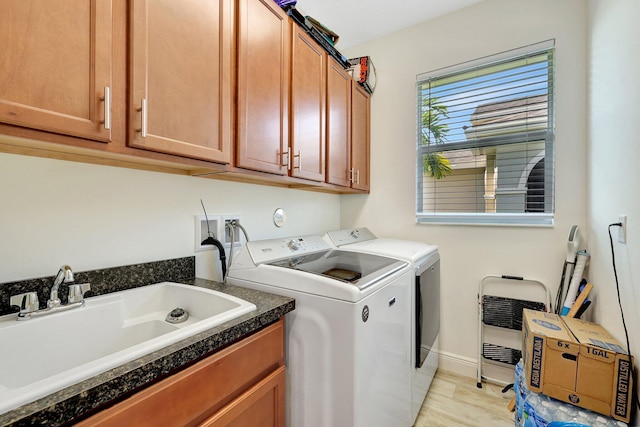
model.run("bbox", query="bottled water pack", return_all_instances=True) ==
[515,360,626,427]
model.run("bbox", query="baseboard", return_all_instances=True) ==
[437,350,515,387]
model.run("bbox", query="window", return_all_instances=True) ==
[416,41,555,225]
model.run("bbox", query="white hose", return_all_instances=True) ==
[561,250,590,315]
[223,222,250,283]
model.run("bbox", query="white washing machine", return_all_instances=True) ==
[324,228,440,424]
[226,235,413,427]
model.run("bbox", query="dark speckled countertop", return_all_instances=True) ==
[0,257,294,427]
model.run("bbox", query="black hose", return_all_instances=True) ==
[202,236,227,279]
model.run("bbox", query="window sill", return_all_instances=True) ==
[416,213,554,226]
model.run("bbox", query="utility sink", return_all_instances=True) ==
[0,282,256,414]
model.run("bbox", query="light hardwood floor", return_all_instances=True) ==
[414,370,515,427]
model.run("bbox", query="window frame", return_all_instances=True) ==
[416,40,555,226]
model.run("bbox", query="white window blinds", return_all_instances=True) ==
[416,40,555,225]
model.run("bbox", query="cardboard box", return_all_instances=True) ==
[522,309,634,423]
[348,56,376,94]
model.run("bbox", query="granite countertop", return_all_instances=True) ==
[0,274,294,427]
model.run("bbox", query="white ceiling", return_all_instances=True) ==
[295,0,483,50]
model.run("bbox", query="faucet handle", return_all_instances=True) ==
[68,283,91,304]
[10,292,40,314]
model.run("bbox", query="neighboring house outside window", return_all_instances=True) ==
[416,41,555,225]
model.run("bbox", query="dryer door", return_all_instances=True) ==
[415,258,440,368]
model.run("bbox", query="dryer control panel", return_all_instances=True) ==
[246,235,330,265]
[325,227,377,246]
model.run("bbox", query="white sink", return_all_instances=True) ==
[0,282,256,414]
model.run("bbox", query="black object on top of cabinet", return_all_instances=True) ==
[283,6,350,69]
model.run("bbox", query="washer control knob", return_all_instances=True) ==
[287,239,301,251]
[350,229,360,239]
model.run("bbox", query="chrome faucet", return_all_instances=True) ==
[49,265,74,308]
[9,265,90,320]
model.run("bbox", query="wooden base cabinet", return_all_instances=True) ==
[77,319,285,427]
[200,366,285,427]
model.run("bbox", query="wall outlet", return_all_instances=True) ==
[195,215,221,252]
[618,215,627,244]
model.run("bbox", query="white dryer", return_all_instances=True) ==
[226,235,413,427]
[324,228,440,423]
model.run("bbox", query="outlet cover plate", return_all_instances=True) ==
[221,215,244,248]
[195,215,221,252]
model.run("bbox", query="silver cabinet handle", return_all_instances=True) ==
[294,151,301,170]
[349,168,354,183]
[137,99,148,137]
[281,150,291,170]
[100,86,111,130]
[141,98,148,137]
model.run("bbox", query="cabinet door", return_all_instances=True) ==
[326,59,351,187]
[199,366,285,427]
[0,0,112,142]
[351,83,370,192]
[290,25,326,182]
[236,0,290,175]
[76,319,285,427]
[129,0,232,163]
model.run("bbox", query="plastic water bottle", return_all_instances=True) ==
[548,423,590,427]
[554,405,578,422]
[523,393,540,427]
[535,398,554,423]
[592,416,608,427]
[515,360,529,427]
[572,411,594,426]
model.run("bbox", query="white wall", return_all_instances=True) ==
[588,0,640,421]
[4,0,637,410]
[343,0,589,378]
[0,150,341,283]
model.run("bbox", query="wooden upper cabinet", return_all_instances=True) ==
[129,0,233,163]
[236,0,290,175]
[351,83,371,192]
[326,59,352,187]
[289,25,326,182]
[326,63,371,192]
[0,0,113,143]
